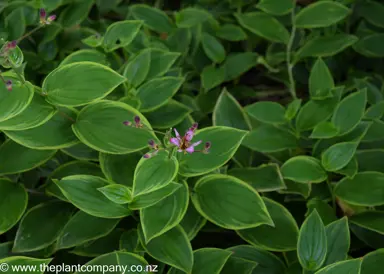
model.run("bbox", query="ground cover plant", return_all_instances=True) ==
[0,0,384,273]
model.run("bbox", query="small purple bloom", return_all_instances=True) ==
[123,121,132,126]
[170,124,205,154]
[134,116,140,124]
[143,153,151,159]
[6,80,12,91]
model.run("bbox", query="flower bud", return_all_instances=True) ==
[47,15,56,24]
[143,153,151,159]
[39,8,46,23]
[134,116,140,124]
[191,123,198,130]
[6,80,12,91]
[123,121,132,126]
[7,41,16,49]
[148,139,155,148]
[205,142,211,150]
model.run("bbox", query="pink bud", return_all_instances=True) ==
[143,153,151,159]
[6,80,12,91]
[47,15,56,24]
[40,9,46,19]
[205,142,211,150]
[123,121,132,126]
[148,140,155,148]
[134,116,140,124]
[7,41,17,49]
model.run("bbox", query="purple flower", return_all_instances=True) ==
[40,9,46,20]
[170,124,203,154]
[7,41,16,49]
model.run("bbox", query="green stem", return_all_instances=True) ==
[286,2,298,100]
[17,25,44,44]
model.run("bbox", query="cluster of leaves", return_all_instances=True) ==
[1,0,384,273]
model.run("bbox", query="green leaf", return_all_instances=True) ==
[309,58,334,98]
[72,100,157,154]
[119,229,141,253]
[99,152,141,187]
[228,164,286,192]
[131,4,173,33]
[188,248,232,274]
[220,256,257,274]
[237,198,299,251]
[98,184,133,204]
[315,259,361,274]
[296,89,341,131]
[223,52,258,81]
[133,151,178,196]
[103,20,143,52]
[0,257,52,274]
[0,140,56,175]
[0,77,33,122]
[134,77,184,112]
[281,179,312,198]
[365,101,384,120]
[257,0,294,15]
[350,211,384,236]
[285,99,302,121]
[228,245,286,274]
[13,201,74,252]
[61,143,99,161]
[72,229,123,257]
[129,182,181,210]
[175,7,212,28]
[42,62,126,107]
[358,1,384,28]
[331,90,367,135]
[54,175,132,218]
[46,161,104,201]
[310,122,339,139]
[59,0,93,28]
[0,92,56,131]
[201,65,226,91]
[145,49,180,80]
[141,181,188,242]
[201,33,226,63]
[0,179,27,234]
[213,89,251,130]
[216,24,247,41]
[245,101,286,124]
[361,249,384,274]
[334,171,384,206]
[180,202,207,241]
[76,252,149,274]
[243,125,298,153]
[297,210,327,271]
[139,225,193,273]
[60,49,109,67]
[281,156,327,184]
[321,142,358,172]
[295,34,358,60]
[4,107,79,149]
[235,12,289,44]
[178,126,247,176]
[354,33,384,57]
[307,199,337,226]
[295,1,350,28]
[123,48,151,88]
[324,218,350,266]
[145,100,191,129]
[57,211,120,249]
[191,174,273,229]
